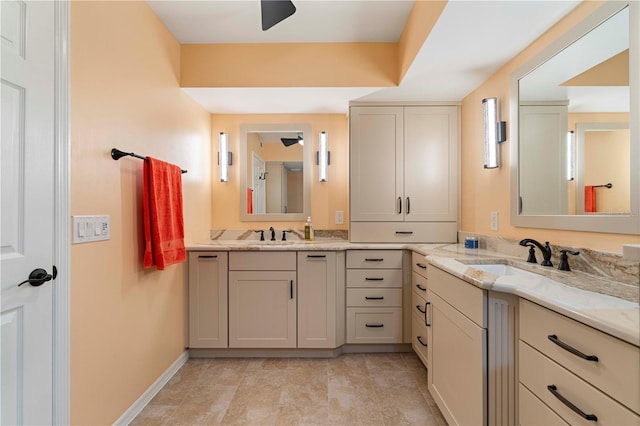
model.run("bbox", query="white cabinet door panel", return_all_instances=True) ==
[350,106,403,222]
[229,271,296,348]
[404,106,458,222]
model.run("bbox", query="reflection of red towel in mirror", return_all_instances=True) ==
[143,157,186,270]
[247,188,253,214]
[584,186,596,212]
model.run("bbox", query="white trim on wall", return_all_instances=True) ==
[113,351,189,426]
[53,1,71,424]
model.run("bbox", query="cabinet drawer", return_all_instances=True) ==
[412,294,429,325]
[350,221,457,243]
[412,251,428,277]
[346,288,402,307]
[518,383,568,426]
[519,341,640,424]
[346,308,402,343]
[429,265,486,327]
[347,250,403,269]
[520,299,640,413]
[346,269,402,288]
[412,314,429,367]
[229,251,296,271]
[412,271,428,297]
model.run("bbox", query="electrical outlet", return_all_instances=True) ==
[490,211,499,231]
[335,210,344,225]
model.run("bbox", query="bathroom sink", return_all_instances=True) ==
[247,240,296,246]
[468,263,541,279]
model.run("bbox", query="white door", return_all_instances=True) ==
[252,152,266,214]
[1,1,56,424]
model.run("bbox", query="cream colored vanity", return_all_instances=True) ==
[519,299,640,425]
[187,246,409,352]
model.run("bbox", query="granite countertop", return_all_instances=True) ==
[187,240,640,347]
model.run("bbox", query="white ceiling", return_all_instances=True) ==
[148,0,581,114]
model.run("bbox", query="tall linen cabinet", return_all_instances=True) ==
[349,105,459,242]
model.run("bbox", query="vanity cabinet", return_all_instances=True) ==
[228,252,297,348]
[428,265,487,426]
[297,251,346,348]
[518,299,640,425]
[188,251,228,348]
[411,251,429,366]
[346,250,403,343]
[349,105,458,242]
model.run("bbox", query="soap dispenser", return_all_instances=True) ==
[304,217,314,241]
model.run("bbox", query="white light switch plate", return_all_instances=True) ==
[73,215,110,244]
[490,211,499,231]
[335,210,344,225]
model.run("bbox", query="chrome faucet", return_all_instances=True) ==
[519,239,553,266]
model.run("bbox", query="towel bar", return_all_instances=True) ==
[111,148,187,173]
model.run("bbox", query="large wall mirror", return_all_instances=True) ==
[239,123,311,222]
[510,1,639,234]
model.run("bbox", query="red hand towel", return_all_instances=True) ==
[584,185,596,213]
[143,157,186,270]
[247,188,253,214]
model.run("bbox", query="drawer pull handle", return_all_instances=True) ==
[547,385,598,422]
[395,231,414,235]
[365,258,384,262]
[415,284,426,292]
[365,323,384,328]
[547,335,599,362]
[290,280,294,299]
[416,336,427,347]
[416,304,426,314]
[365,277,384,281]
[425,302,431,327]
[365,296,384,300]
[416,262,427,269]
[307,254,326,258]
[198,255,218,259]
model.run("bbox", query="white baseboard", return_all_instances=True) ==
[113,351,188,426]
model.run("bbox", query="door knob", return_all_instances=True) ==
[18,266,57,287]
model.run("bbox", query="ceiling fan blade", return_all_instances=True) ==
[281,138,299,147]
[261,0,296,31]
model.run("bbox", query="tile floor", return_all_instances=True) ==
[131,352,447,425]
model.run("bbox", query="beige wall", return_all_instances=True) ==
[460,1,639,252]
[211,114,349,230]
[70,2,211,424]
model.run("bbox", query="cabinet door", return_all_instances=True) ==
[428,290,487,426]
[404,106,458,222]
[350,106,404,221]
[519,105,568,215]
[297,252,337,348]
[229,271,297,348]
[188,252,228,348]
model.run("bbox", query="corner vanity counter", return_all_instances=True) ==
[187,239,639,426]
[423,251,639,426]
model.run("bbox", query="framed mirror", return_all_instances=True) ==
[239,123,311,222]
[510,1,639,234]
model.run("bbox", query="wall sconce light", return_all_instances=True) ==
[566,130,575,181]
[317,131,330,182]
[482,97,507,169]
[218,132,232,182]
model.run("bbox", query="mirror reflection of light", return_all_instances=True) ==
[566,130,575,181]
